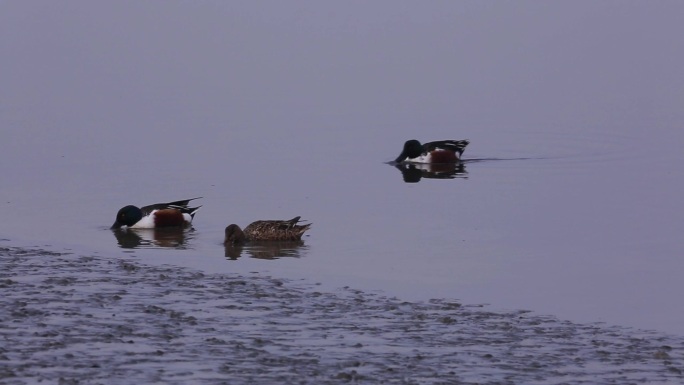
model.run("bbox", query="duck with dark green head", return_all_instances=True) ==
[394,139,469,164]
[111,197,202,229]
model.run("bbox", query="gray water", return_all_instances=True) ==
[2,246,683,384]
[1,1,684,378]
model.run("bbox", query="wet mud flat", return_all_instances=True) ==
[1,246,682,385]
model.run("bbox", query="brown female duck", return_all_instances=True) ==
[224,216,311,245]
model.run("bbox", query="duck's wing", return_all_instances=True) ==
[244,217,312,241]
[247,218,296,231]
[165,197,203,208]
[423,140,469,156]
[285,216,302,227]
[140,197,203,216]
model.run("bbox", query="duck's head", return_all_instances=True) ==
[394,140,423,163]
[111,205,143,229]
[224,224,247,245]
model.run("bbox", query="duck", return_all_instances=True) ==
[111,197,202,229]
[394,139,469,164]
[224,216,311,245]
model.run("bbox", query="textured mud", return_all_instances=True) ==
[1,246,682,384]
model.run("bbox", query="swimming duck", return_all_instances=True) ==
[111,197,202,229]
[224,216,311,245]
[394,139,469,164]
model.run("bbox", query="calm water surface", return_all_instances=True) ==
[1,2,683,335]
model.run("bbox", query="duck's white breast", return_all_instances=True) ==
[130,211,157,228]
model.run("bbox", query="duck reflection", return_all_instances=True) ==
[394,161,467,183]
[112,227,194,249]
[224,240,306,260]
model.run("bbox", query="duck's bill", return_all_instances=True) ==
[394,153,407,163]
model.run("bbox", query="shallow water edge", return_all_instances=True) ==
[1,246,683,384]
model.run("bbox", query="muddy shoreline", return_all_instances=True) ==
[1,246,682,384]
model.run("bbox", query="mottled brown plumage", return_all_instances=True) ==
[224,216,311,245]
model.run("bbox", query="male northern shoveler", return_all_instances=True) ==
[111,197,202,229]
[224,216,312,245]
[394,139,469,164]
